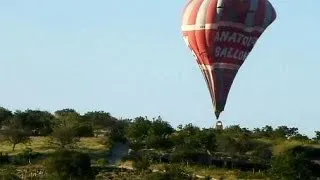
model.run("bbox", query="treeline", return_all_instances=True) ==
[0,107,129,150]
[0,107,320,179]
[0,106,319,138]
[0,107,319,145]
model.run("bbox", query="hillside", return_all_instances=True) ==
[0,107,320,179]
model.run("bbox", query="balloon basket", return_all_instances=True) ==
[215,120,223,130]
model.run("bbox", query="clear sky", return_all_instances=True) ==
[0,1,319,137]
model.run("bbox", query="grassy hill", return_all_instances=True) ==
[0,137,107,155]
[1,136,318,179]
[0,108,319,179]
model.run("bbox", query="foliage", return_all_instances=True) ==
[0,107,13,125]
[270,151,313,180]
[11,148,41,165]
[50,126,79,149]
[107,119,129,143]
[0,152,9,165]
[132,154,151,172]
[125,116,152,142]
[96,158,109,166]
[144,165,191,180]
[13,109,55,136]
[171,123,217,153]
[83,111,117,131]
[1,130,31,152]
[44,149,94,180]
[0,166,20,180]
[0,117,31,151]
[0,106,319,179]
[54,108,79,117]
[75,124,94,137]
[251,143,273,161]
[313,131,320,142]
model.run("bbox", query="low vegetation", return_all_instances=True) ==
[0,107,319,179]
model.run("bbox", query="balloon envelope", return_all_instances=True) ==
[181,0,276,119]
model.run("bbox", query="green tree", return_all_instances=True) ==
[252,128,262,138]
[55,111,93,137]
[0,107,13,125]
[54,110,81,127]
[270,152,313,180]
[145,117,175,150]
[13,109,55,136]
[1,129,31,151]
[83,111,117,132]
[50,126,79,149]
[287,127,299,138]
[125,116,152,142]
[171,124,217,153]
[148,116,174,137]
[261,125,274,138]
[54,108,79,117]
[170,125,217,165]
[290,134,310,141]
[224,125,247,136]
[45,150,94,180]
[132,155,150,173]
[0,166,20,180]
[312,131,320,142]
[0,117,31,151]
[106,119,129,143]
[273,126,299,139]
[251,143,273,161]
[171,123,201,150]
[196,128,217,152]
[145,134,174,150]
[215,134,238,155]
[273,126,289,139]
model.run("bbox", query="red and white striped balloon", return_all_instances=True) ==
[181,0,277,119]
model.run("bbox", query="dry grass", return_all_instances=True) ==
[150,163,267,180]
[0,136,109,155]
[272,140,308,155]
[184,166,238,179]
[256,138,320,155]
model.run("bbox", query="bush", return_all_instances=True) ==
[75,125,94,137]
[170,149,209,165]
[0,166,20,180]
[11,148,41,165]
[132,156,150,172]
[270,151,313,180]
[0,152,9,165]
[96,158,109,166]
[251,145,273,161]
[144,165,191,180]
[50,127,79,149]
[45,150,94,180]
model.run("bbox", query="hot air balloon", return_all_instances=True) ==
[181,0,276,121]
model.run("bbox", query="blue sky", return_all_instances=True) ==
[0,1,319,137]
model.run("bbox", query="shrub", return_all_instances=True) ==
[270,151,313,180]
[144,165,191,180]
[12,148,41,165]
[44,150,94,180]
[0,152,9,165]
[132,156,150,172]
[0,166,20,180]
[50,127,79,149]
[75,125,94,137]
[96,158,109,166]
